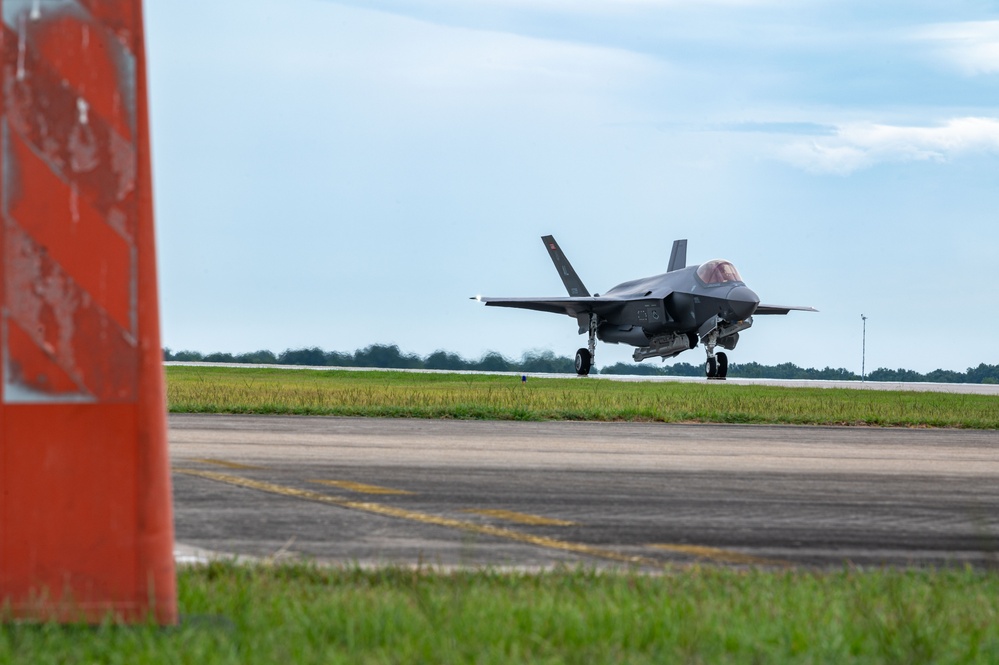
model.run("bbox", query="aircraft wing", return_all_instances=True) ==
[474,296,628,318]
[755,304,818,315]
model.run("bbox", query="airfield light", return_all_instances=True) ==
[861,314,868,382]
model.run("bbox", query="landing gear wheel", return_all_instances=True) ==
[716,352,728,380]
[575,348,592,376]
[705,356,717,379]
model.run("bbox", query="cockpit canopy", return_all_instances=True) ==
[696,259,743,285]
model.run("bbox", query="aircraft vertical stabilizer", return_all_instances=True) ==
[668,239,687,272]
[541,235,590,297]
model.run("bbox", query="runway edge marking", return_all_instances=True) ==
[174,468,661,568]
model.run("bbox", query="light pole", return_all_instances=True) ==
[861,314,867,382]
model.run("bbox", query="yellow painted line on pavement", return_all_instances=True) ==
[309,479,413,495]
[191,458,264,470]
[650,544,790,567]
[464,509,576,527]
[174,468,661,568]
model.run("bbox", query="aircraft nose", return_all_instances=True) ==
[727,286,759,320]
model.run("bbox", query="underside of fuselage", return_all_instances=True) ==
[594,283,757,347]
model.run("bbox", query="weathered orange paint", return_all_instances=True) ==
[0,0,176,623]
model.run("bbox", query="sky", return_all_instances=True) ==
[144,0,999,374]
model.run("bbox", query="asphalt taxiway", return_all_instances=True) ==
[171,414,999,569]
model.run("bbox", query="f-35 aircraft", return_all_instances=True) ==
[475,235,816,378]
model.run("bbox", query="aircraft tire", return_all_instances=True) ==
[716,352,728,379]
[705,356,717,378]
[575,348,592,376]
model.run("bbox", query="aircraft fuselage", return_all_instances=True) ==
[597,266,758,341]
[475,236,814,377]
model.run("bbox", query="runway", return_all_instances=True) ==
[171,414,999,569]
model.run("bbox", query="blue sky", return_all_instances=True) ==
[145,0,999,374]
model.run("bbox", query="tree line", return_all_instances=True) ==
[163,345,576,373]
[163,344,999,384]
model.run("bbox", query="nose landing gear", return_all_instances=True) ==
[702,331,729,380]
[705,351,728,379]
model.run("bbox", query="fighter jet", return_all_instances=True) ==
[474,235,816,378]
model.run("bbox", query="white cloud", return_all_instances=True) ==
[912,20,999,75]
[778,117,999,174]
[373,26,662,98]
[169,0,668,119]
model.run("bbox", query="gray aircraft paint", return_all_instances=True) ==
[475,236,815,378]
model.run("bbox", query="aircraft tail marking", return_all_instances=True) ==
[668,239,687,272]
[541,235,590,297]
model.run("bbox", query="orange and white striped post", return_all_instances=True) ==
[0,0,176,623]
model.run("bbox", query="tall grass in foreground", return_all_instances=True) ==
[2,563,997,664]
[166,366,999,428]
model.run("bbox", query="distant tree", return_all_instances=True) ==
[202,352,236,363]
[728,361,763,378]
[353,344,423,369]
[233,350,278,364]
[425,350,468,371]
[278,347,328,366]
[474,352,513,372]
[806,366,859,381]
[660,362,704,377]
[774,362,804,379]
[867,367,925,382]
[924,368,963,383]
[519,350,575,373]
[599,361,703,376]
[966,363,999,384]
[323,350,355,367]
[168,349,204,362]
[715,362,857,380]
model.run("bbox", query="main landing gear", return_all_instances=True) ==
[702,331,728,380]
[575,314,598,376]
[705,351,728,379]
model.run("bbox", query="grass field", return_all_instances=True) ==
[3,562,998,664]
[166,365,999,428]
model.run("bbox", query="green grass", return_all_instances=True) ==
[3,562,998,664]
[166,366,999,428]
